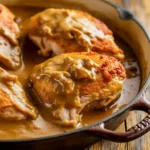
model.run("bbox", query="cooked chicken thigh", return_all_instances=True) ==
[30,52,126,127]
[0,67,37,121]
[28,8,124,60]
[0,4,21,70]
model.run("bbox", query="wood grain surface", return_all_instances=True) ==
[88,0,150,150]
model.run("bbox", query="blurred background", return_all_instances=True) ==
[108,0,150,31]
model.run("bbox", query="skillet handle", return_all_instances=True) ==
[85,85,150,142]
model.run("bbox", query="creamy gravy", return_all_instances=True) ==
[29,8,113,51]
[0,7,141,139]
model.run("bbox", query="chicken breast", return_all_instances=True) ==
[0,67,37,121]
[0,4,21,70]
[30,52,126,127]
[28,8,124,60]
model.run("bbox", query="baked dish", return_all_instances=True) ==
[0,4,141,140]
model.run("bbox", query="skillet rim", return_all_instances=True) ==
[1,0,150,143]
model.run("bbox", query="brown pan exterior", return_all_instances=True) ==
[0,0,149,149]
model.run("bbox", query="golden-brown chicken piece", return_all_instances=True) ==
[28,8,124,60]
[30,52,126,127]
[0,4,21,70]
[0,67,37,121]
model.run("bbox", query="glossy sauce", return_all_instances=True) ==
[29,8,113,52]
[0,7,141,139]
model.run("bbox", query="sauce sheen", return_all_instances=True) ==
[0,7,141,139]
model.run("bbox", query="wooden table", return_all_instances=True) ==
[88,0,150,150]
